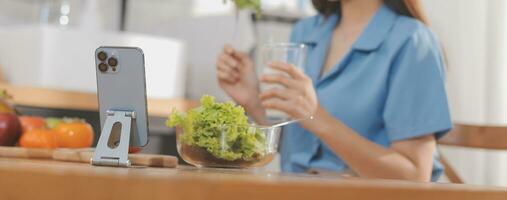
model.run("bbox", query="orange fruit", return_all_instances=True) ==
[54,121,94,148]
[19,129,58,149]
[19,116,46,132]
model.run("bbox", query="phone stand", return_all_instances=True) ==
[91,110,135,167]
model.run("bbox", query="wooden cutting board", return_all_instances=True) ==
[0,146,178,168]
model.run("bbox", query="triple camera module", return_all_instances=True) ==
[97,51,118,72]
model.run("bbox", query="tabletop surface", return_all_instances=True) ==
[0,157,506,200]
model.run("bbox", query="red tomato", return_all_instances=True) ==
[129,146,142,153]
[19,116,46,132]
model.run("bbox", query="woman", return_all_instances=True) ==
[216,0,451,182]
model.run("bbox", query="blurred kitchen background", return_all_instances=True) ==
[1,0,507,186]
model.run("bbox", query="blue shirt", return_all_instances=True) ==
[280,4,452,181]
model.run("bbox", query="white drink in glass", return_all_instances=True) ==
[260,43,308,124]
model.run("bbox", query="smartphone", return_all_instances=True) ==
[94,46,149,147]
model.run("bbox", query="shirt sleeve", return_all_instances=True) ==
[383,28,452,142]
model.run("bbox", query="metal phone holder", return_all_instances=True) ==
[91,110,135,167]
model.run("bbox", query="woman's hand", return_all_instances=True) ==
[216,44,267,124]
[216,44,260,108]
[259,61,318,121]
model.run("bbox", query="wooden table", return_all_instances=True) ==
[0,83,198,117]
[0,157,506,200]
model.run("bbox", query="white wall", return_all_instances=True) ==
[126,0,227,101]
[424,0,507,186]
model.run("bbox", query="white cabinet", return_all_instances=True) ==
[0,25,187,99]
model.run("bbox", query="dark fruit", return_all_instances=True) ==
[0,113,22,146]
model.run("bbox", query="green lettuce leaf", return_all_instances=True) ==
[167,95,266,161]
[224,0,262,18]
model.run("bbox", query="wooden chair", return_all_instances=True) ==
[0,64,5,83]
[438,124,507,183]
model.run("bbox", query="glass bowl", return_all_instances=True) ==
[175,124,281,168]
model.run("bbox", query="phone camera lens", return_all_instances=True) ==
[108,57,118,67]
[98,63,108,72]
[98,51,107,61]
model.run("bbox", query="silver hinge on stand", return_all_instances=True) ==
[91,110,135,167]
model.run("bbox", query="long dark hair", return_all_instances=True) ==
[312,0,428,24]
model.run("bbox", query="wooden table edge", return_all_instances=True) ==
[1,158,507,200]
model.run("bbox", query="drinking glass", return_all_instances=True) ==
[260,43,308,124]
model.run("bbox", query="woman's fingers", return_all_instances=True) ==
[218,53,238,69]
[217,60,238,75]
[217,68,237,83]
[259,88,296,101]
[260,89,309,118]
[216,47,241,84]
[216,56,239,83]
[260,74,295,89]
[258,61,318,119]
[234,51,249,60]
[222,44,242,68]
[233,51,253,69]
[222,44,253,70]
[224,44,235,54]
[267,61,305,80]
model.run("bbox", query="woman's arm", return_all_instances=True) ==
[308,106,435,181]
[260,61,436,181]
